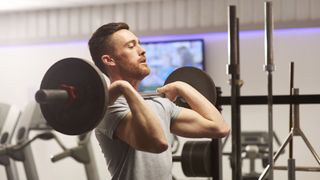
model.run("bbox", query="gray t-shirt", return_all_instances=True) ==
[95,96,181,180]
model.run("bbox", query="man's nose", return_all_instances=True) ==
[138,44,146,56]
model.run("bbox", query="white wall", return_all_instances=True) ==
[1,27,320,180]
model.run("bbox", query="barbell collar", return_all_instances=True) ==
[35,89,70,104]
[226,64,240,75]
[264,64,275,72]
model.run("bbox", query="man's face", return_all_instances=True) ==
[109,29,150,80]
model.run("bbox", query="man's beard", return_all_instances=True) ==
[119,63,150,81]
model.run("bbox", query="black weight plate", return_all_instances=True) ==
[39,58,108,135]
[181,141,212,177]
[164,67,216,108]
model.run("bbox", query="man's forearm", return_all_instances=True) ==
[177,82,223,122]
[111,80,168,153]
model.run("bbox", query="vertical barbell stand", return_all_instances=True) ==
[227,5,242,180]
[259,2,320,179]
[288,62,295,180]
[263,1,275,180]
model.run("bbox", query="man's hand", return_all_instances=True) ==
[157,81,188,102]
[158,81,230,139]
[108,80,132,105]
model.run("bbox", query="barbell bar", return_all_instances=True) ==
[35,87,165,104]
[35,57,217,135]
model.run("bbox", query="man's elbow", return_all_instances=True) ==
[149,139,169,153]
[216,124,230,138]
[136,137,168,154]
[208,123,230,138]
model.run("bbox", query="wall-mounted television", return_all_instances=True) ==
[139,39,205,92]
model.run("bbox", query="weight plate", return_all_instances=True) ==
[164,67,217,108]
[39,58,108,135]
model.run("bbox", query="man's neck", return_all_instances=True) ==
[110,76,140,91]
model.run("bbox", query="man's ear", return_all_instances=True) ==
[101,55,116,66]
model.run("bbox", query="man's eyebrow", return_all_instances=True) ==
[124,39,137,46]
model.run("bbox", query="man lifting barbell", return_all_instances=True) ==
[35,22,230,180]
[88,22,230,180]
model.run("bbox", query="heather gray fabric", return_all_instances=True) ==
[95,96,181,180]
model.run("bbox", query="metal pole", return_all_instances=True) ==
[227,5,242,180]
[23,146,39,180]
[264,1,275,180]
[293,89,320,165]
[289,62,294,159]
[211,139,222,180]
[288,62,295,180]
[79,134,100,180]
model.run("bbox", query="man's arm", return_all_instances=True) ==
[157,81,230,138]
[108,80,168,153]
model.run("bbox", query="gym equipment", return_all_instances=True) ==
[36,58,108,136]
[222,131,283,180]
[241,131,270,180]
[288,61,295,180]
[241,131,282,180]
[259,89,320,180]
[263,2,275,180]
[35,57,217,135]
[51,133,99,180]
[258,64,320,180]
[222,2,320,180]
[227,5,242,180]
[2,101,101,180]
[164,66,217,108]
[0,101,56,180]
[0,103,12,133]
[180,141,213,177]
[173,140,221,179]
[0,103,20,180]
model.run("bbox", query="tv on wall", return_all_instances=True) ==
[139,39,205,92]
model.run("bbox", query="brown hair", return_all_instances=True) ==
[88,22,129,76]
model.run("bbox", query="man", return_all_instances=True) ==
[88,22,230,180]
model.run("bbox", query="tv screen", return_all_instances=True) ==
[139,39,205,92]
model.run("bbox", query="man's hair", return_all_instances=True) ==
[88,22,129,75]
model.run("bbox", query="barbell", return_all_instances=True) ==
[35,57,217,135]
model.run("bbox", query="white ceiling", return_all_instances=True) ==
[0,0,153,12]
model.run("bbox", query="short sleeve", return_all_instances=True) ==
[167,99,182,123]
[95,97,130,139]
